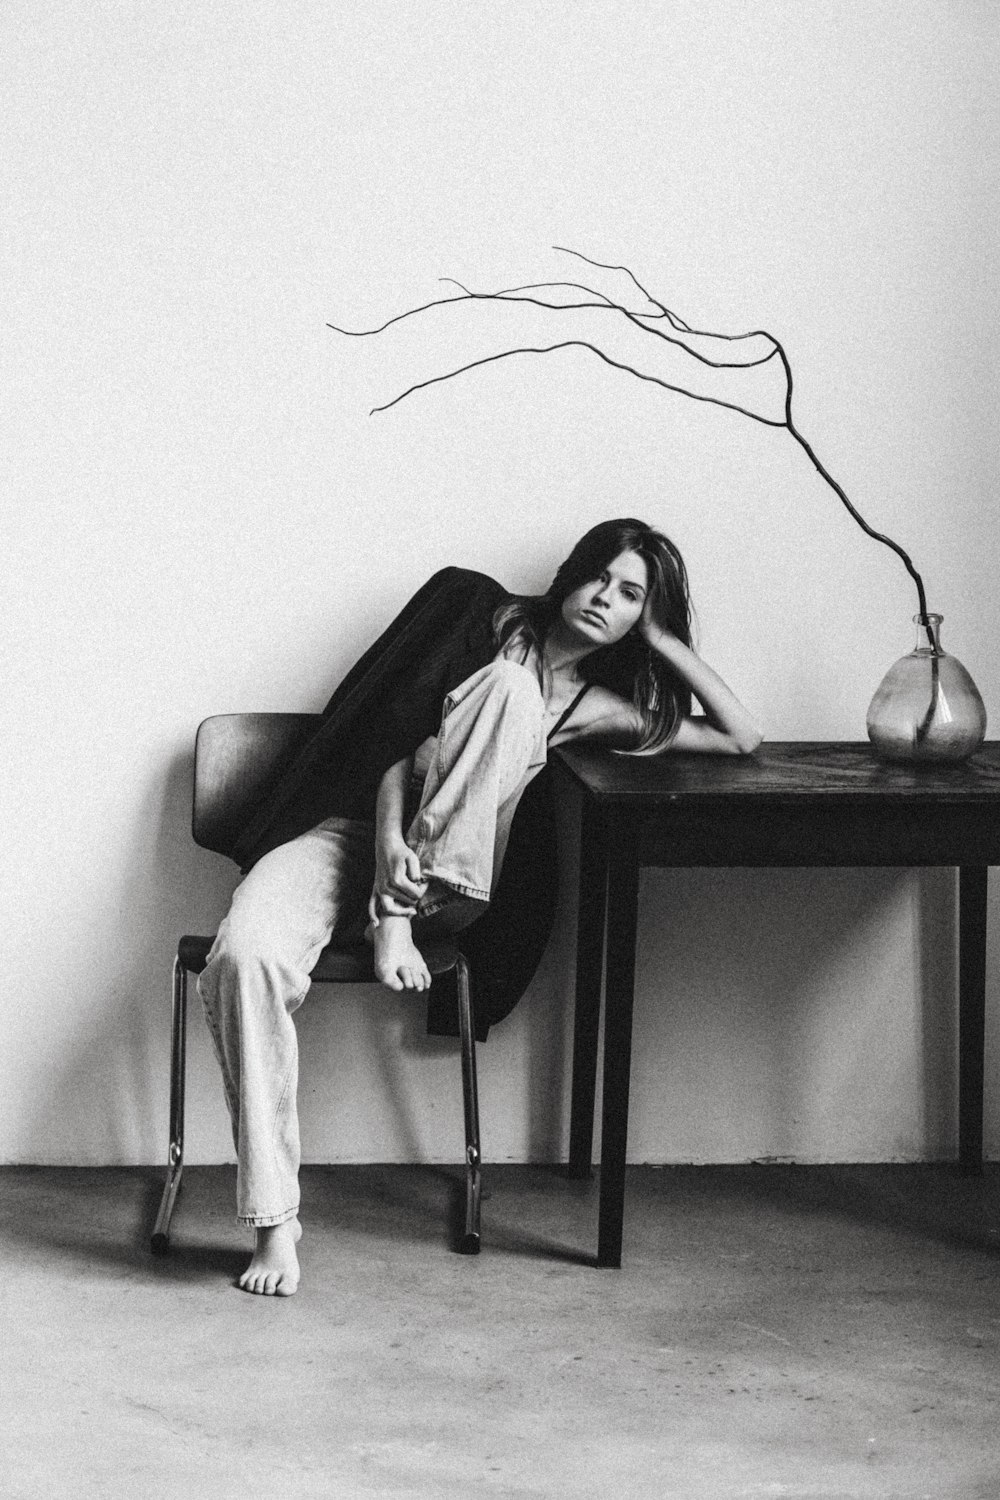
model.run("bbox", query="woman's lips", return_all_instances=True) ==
[580,610,606,629]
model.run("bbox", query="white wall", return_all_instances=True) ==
[4,0,999,1166]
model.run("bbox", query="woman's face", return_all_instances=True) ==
[560,548,650,647]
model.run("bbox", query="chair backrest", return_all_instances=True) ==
[193,713,321,857]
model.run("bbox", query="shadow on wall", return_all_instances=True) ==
[984,873,1000,1156]
[625,862,960,1164]
[916,868,960,1158]
[19,747,236,1166]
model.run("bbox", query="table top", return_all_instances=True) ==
[554,741,1000,806]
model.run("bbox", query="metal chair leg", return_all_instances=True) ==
[454,952,481,1254]
[151,954,187,1254]
[150,944,481,1256]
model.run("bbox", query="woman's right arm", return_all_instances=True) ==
[370,756,427,923]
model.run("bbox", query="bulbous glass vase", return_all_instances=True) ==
[867,614,987,762]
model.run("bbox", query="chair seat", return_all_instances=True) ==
[177,933,463,982]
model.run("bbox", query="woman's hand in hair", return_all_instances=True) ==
[636,598,764,755]
[636,591,673,650]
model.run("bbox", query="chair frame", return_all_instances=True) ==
[150,714,482,1257]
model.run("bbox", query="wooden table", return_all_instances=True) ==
[553,742,1000,1268]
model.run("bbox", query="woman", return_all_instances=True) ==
[200,518,762,1296]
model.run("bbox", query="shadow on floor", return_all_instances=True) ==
[726,1159,1000,1255]
[0,1163,602,1282]
[3,1164,1000,1295]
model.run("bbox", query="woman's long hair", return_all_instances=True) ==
[494,518,694,752]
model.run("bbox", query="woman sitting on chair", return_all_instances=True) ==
[199,517,763,1295]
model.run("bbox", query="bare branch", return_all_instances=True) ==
[327,294,471,338]
[553,244,670,318]
[333,268,783,377]
[442,276,620,310]
[787,421,927,619]
[370,339,787,429]
[617,307,781,370]
[330,247,928,622]
[454,260,785,372]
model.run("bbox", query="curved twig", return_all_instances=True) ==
[440,275,621,310]
[369,339,788,428]
[785,421,928,620]
[554,254,930,619]
[327,294,471,338]
[458,282,783,372]
[333,279,781,376]
[331,246,929,629]
[553,243,672,319]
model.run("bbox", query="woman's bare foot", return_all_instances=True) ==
[238,1218,302,1297]
[372,913,432,991]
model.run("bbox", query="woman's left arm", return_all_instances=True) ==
[641,614,764,756]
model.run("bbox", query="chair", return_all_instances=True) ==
[150,713,482,1257]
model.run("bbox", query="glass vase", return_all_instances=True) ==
[866,614,987,762]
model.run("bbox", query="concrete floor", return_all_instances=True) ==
[2,1165,1000,1499]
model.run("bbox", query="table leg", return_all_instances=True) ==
[597,824,640,1269]
[958,865,987,1175]
[569,797,608,1179]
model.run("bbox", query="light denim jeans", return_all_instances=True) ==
[199,659,548,1225]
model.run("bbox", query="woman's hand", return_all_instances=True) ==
[636,597,764,755]
[370,754,429,925]
[637,593,674,652]
[368,837,427,926]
